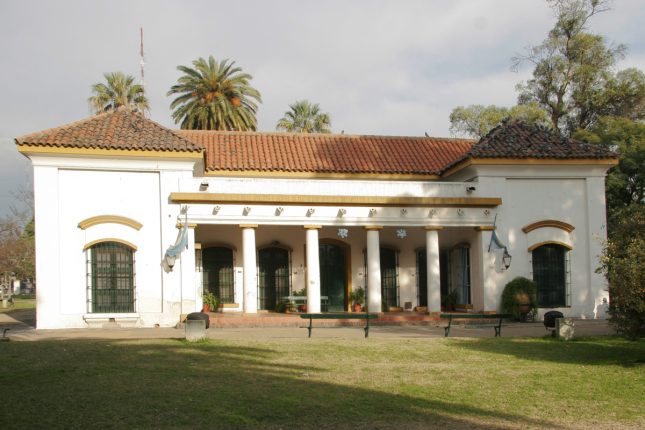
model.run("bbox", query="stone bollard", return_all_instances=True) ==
[185,319,206,341]
[556,317,575,341]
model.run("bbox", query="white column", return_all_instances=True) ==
[305,226,322,313]
[365,226,382,312]
[425,226,442,313]
[180,226,198,313]
[240,225,258,313]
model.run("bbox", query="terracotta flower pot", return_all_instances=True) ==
[353,303,363,312]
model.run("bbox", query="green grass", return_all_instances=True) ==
[1,336,643,429]
[0,295,35,313]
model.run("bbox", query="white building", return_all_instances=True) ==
[16,109,617,329]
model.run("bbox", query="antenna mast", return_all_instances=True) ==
[139,27,145,89]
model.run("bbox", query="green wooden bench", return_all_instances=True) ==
[300,313,379,338]
[440,313,511,337]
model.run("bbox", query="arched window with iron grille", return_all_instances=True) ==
[86,241,135,313]
[531,243,570,308]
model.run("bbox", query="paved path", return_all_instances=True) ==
[1,308,616,341]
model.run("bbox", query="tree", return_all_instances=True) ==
[513,0,634,134]
[167,56,262,131]
[597,203,645,339]
[573,117,645,219]
[0,188,35,289]
[88,72,149,114]
[449,102,551,138]
[276,100,332,133]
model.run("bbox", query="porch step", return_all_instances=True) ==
[207,312,443,328]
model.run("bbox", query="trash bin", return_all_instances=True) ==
[186,311,210,329]
[543,310,564,331]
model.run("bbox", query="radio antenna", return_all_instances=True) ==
[139,27,145,89]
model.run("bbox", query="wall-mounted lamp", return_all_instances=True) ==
[337,208,347,218]
[199,181,209,191]
[429,208,437,218]
[400,209,408,217]
[466,186,476,193]
[306,208,315,217]
[502,250,512,270]
[212,206,221,215]
[369,208,377,217]
[275,207,284,216]
[243,206,251,216]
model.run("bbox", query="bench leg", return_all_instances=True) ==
[444,316,452,337]
[308,318,313,338]
[495,318,502,337]
[364,316,370,338]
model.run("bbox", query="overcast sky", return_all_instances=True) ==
[1,0,644,218]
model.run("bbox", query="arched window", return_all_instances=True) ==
[87,241,135,313]
[532,243,570,307]
[202,247,235,304]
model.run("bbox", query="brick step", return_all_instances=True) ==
[205,312,453,328]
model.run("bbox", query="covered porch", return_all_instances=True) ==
[172,192,505,316]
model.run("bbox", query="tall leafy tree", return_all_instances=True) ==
[88,72,149,114]
[276,100,332,133]
[512,0,636,135]
[574,117,645,218]
[167,56,262,131]
[449,103,551,138]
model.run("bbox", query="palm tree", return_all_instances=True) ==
[276,100,332,133]
[88,72,149,114]
[167,56,262,131]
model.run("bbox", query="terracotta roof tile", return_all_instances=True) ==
[15,109,202,153]
[441,120,617,173]
[178,130,474,175]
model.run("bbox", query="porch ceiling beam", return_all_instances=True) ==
[170,192,502,208]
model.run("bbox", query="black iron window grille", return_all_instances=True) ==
[87,241,135,313]
[202,247,235,304]
[531,244,570,308]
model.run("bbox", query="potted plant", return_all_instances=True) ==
[501,276,537,321]
[293,288,307,312]
[202,291,219,313]
[441,290,458,311]
[350,287,365,312]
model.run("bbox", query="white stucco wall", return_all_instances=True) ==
[28,151,612,327]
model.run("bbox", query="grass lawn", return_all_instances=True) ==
[0,295,35,313]
[1,336,643,429]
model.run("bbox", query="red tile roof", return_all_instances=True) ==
[16,111,616,176]
[15,109,202,153]
[178,130,474,175]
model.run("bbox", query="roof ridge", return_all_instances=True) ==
[177,129,475,142]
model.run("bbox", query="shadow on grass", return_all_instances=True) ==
[453,336,645,367]
[0,339,562,430]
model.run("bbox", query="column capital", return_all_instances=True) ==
[474,226,495,231]
[364,226,383,231]
[239,224,258,229]
[423,226,443,231]
[303,225,323,230]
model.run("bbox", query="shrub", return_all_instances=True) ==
[598,204,645,339]
[501,277,537,321]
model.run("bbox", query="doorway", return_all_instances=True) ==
[258,247,290,310]
[319,242,348,311]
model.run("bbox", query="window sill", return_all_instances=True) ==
[83,313,140,327]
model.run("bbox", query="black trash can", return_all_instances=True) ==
[543,310,563,330]
[187,312,210,329]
